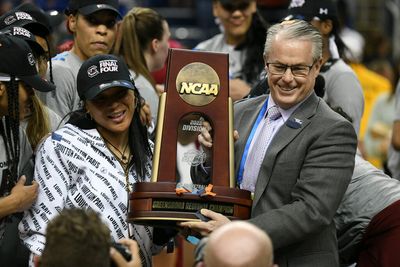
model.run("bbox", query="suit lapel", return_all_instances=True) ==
[234,96,267,176]
[252,93,320,208]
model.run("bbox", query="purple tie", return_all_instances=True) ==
[241,105,281,192]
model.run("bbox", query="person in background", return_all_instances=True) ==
[0,25,61,151]
[15,2,56,83]
[113,7,171,135]
[38,0,120,118]
[182,19,357,266]
[194,0,268,101]
[0,34,55,267]
[283,0,364,135]
[335,151,400,267]
[196,221,277,267]
[363,60,396,170]
[336,0,391,159]
[151,39,184,93]
[0,7,62,149]
[34,208,142,267]
[0,7,52,83]
[19,54,170,267]
[387,80,400,180]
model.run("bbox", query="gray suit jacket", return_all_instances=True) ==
[234,93,357,267]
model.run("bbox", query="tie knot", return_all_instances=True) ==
[266,106,281,120]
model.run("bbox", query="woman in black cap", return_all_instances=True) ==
[0,34,55,266]
[20,54,167,267]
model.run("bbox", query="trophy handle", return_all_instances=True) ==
[151,92,167,182]
[229,97,235,188]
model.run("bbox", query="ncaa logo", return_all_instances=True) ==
[27,53,35,66]
[87,65,99,78]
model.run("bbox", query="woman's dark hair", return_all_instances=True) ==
[0,77,20,196]
[128,87,152,180]
[237,10,269,85]
[331,22,347,59]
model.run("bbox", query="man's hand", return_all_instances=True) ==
[179,209,231,237]
[10,175,38,213]
[198,121,213,149]
[198,122,239,149]
[110,239,142,267]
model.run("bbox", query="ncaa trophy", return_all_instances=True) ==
[128,48,252,226]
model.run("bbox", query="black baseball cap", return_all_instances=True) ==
[66,0,121,17]
[0,10,50,37]
[15,3,52,33]
[0,34,55,92]
[77,54,135,101]
[0,26,45,56]
[285,0,338,22]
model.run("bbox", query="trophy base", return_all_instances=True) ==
[128,182,252,227]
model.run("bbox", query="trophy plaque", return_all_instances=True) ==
[128,48,252,226]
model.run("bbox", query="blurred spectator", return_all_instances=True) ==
[387,80,400,180]
[363,30,393,66]
[151,39,184,86]
[340,35,391,157]
[364,60,396,170]
[113,7,170,135]
[37,0,120,118]
[34,208,142,267]
[0,25,61,151]
[12,3,63,147]
[194,0,268,101]
[36,208,112,267]
[282,0,364,135]
[337,0,390,157]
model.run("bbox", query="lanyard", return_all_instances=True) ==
[237,97,269,187]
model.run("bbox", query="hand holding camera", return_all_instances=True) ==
[110,239,141,267]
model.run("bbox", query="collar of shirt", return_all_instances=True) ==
[268,92,314,122]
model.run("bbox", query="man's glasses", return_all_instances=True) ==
[266,62,315,77]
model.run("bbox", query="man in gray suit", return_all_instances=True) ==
[181,19,357,266]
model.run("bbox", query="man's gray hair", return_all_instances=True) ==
[264,19,323,62]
